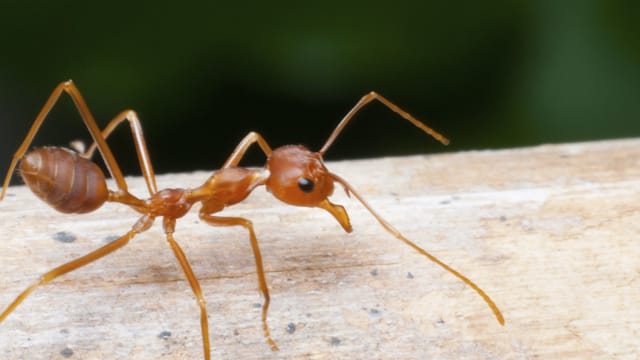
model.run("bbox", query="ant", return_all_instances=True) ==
[0,80,504,359]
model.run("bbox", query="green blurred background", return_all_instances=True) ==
[1,1,639,182]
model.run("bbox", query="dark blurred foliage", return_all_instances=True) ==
[1,0,639,183]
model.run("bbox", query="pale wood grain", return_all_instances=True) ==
[1,138,639,359]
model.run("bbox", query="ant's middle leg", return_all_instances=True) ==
[83,110,158,196]
[162,218,211,360]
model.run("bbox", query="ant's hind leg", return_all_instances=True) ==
[0,229,138,324]
[1,81,128,200]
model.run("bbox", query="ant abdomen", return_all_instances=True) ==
[19,147,108,214]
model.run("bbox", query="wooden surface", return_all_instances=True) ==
[1,138,639,359]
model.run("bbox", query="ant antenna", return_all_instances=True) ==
[330,173,505,325]
[319,92,449,156]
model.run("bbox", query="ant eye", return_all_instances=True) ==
[297,177,315,193]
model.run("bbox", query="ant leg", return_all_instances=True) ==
[330,173,505,325]
[199,214,279,351]
[162,225,211,360]
[0,229,139,324]
[82,110,157,195]
[319,92,450,155]
[222,131,273,169]
[1,80,128,200]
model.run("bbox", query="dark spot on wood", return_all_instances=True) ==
[158,330,172,340]
[60,328,69,335]
[286,322,296,334]
[253,303,262,308]
[442,195,460,204]
[499,215,507,222]
[435,318,446,327]
[369,308,381,316]
[370,268,378,276]
[407,272,414,279]
[53,231,76,243]
[330,336,341,346]
[234,329,239,336]
[60,347,74,358]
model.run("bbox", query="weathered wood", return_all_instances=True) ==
[1,138,639,359]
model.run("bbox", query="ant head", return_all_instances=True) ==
[265,145,352,232]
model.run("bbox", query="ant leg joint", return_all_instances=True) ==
[122,109,137,117]
[134,215,154,232]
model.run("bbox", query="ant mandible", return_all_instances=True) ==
[0,80,504,359]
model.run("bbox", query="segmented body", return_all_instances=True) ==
[18,147,108,213]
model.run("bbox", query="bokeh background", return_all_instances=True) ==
[1,1,639,183]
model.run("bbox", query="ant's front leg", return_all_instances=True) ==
[199,212,279,351]
[222,131,274,168]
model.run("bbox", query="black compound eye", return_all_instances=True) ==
[297,177,315,193]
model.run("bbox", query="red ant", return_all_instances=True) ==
[0,81,504,359]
